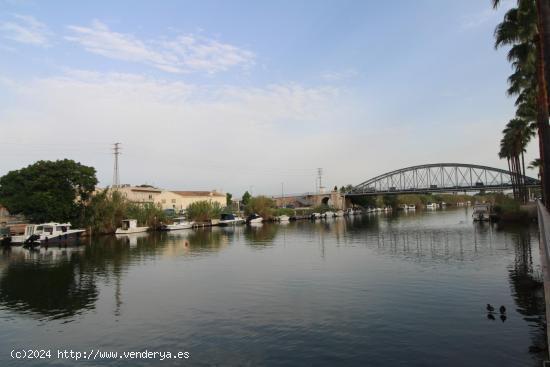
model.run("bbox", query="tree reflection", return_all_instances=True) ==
[0,259,97,319]
[507,228,547,362]
[244,223,279,247]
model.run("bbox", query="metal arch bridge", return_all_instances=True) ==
[347,163,540,196]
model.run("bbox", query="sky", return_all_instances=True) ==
[0,0,534,197]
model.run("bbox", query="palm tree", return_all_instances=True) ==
[494,0,550,206]
[529,158,542,178]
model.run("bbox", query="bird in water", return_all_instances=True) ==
[499,305,506,314]
[487,304,495,312]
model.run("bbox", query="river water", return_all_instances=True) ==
[0,208,546,366]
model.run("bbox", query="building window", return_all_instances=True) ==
[149,194,153,200]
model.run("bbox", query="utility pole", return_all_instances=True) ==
[112,142,121,189]
[317,168,324,193]
[281,182,284,208]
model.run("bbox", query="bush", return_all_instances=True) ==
[272,207,295,217]
[186,201,222,222]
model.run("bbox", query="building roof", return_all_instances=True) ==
[130,187,162,193]
[172,191,225,197]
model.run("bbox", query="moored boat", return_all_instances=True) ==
[219,213,245,226]
[161,217,194,231]
[116,219,148,234]
[11,222,85,244]
[472,203,491,222]
[277,215,290,222]
[246,213,263,224]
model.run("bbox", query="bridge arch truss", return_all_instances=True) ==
[348,163,540,196]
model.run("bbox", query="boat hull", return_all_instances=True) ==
[115,227,148,234]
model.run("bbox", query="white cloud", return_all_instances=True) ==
[65,20,255,74]
[0,71,358,193]
[0,14,51,46]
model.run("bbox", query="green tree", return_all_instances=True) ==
[242,191,251,205]
[0,160,97,223]
[226,192,233,206]
[245,196,275,219]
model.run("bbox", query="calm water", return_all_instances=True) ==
[0,208,546,366]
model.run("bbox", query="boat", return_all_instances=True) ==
[407,204,416,211]
[472,203,491,222]
[11,222,85,244]
[335,210,345,217]
[219,213,245,226]
[161,217,194,231]
[324,211,335,218]
[310,212,322,219]
[277,215,290,222]
[246,213,263,224]
[115,219,148,234]
[426,203,436,209]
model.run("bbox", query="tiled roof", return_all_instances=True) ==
[173,191,225,197]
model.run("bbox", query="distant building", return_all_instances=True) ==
[156,190,226,211]
[114,185,163,204]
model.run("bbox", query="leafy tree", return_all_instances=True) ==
[245,196,275,219]
[226,192,233,206]
[242,191,251,205]
[0,160,97,223]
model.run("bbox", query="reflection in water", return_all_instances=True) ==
[0,209,545,367]
[0,257,97,319]
[244,223,279,246]
[507,229,547,359]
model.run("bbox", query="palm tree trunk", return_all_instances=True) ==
[507,158,516,199]
[536,0,550,208]
[521,150,527,202]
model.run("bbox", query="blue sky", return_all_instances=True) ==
[0,0,531,196]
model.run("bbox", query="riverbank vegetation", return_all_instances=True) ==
[185,201,223,222]
[85,190,167,234]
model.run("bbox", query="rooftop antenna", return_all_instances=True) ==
[112,142,121,189]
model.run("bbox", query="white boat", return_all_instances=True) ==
[472,203,491,222]
[11,222,85,244]
[311,212,322,219]
[277,215,290,222]
[247,213,263,224]
[335,210,345,217]
[426,203,436,209]
[324,211,335,218]
[407,204,416,211]
[219,213,245,226]
[384,206,392,212]
[116,219,148,234]
[441,202,447,207]
[162,217,194,231]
